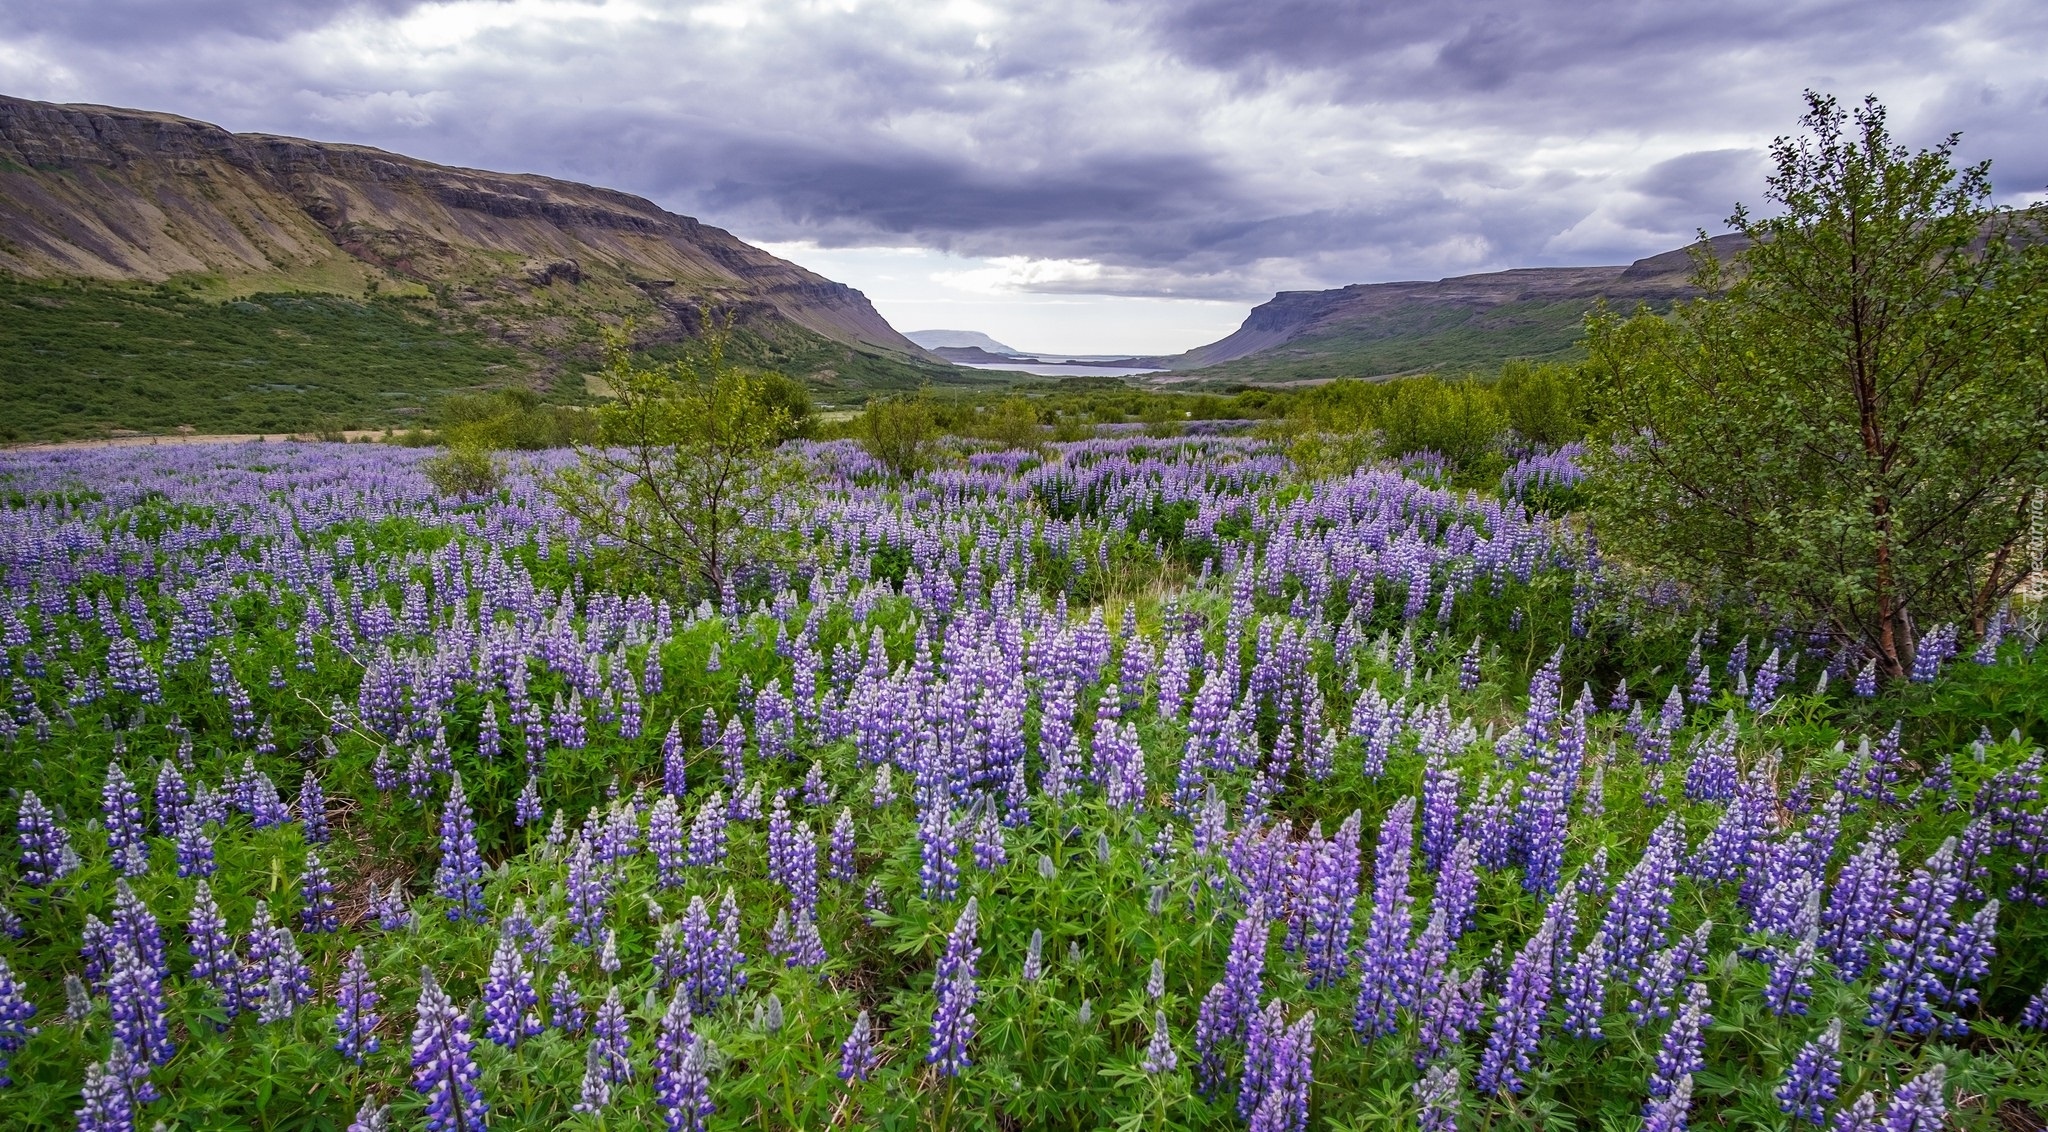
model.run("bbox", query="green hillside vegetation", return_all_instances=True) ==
[1175,296,1665,384]
[631,324,973,402]
[0,277,537,441]
[0,276,988,442]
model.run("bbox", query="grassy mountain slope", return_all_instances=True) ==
[1168,296,1604,384]
[1154,237,1749,383]
[0,95,969,437]
[0,276,533,440]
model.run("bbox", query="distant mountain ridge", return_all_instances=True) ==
[906,329,1022,354]
[0,94,941,373]
[1148,234,1752,383]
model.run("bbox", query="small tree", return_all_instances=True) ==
[1584,92,2048,678]
[859,393,941,477]
[551,326,807,599]
[978,395,1045,451]
[423,441,503,498]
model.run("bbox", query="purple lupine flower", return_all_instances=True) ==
[1603,816,1681,975]
[514,775,543,829]
[335,946,381,1065]
[653,719,687,799]
[829,807,858,881]
[574,1035,615,1116]
[1435,838,1480,943]
[1643,1074,1693,1132]
[483,929,542,1049]
[411,968,489,1132]
[1143,1009,1178,1074]
[173,810,214,880]
[654,921,687,992]
[653,985,712,1132]
[1419,753,1461,872]
[839,1009,878,1081]
[676,896,723,1011]
[106,940,172,1078]
[649,795,686,889]
[102,763,149,876]
[549,970,585,1034]
[1868,838,1964,1035]
[1834,1092,1881,1132]
[566,835,609,946]
[478,700,502,763]
[2021,975,2048,1030]
[349,1099,389,1132]
[917,799,960,902]
[299,850,338,934]
[1355,798,1417,1038]
[76,1040,138,1132]
[590,985,633,1089]
[1194,913,1269,1096]
[0,955,35,1087]
[16,790,75,886]
[715,888,748,1001]
[687,793,728,869]
[1881,1064,1946,1132]
[1765,927,1821,1018]
[186,881,239,1018]
[1475,918,1556,1097]
[1776,1018,1842,1125]
[1822,832,1899,980]
[246,902,312,1023]
[1562,929,1609,1040]
[153,762,189,838]
[1629,921,1711,1025]
[1416,1061,1460,1132]
[1241,1004,1314,1132]
[433,772,486,922]
[299,771,330,844]
[1930,898,1999,1037]
[928,896,982,1076]
[374,880,414,933]
[1458,636,1482,691]
[1648,982,1710,1107]
[801,761,834,808]
[111,882,164,984]
[1854,659,1877,698]
[1302,810,1362,989]
[1746,647,1780,713]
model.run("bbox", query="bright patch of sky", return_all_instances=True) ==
[751,242,1244,356]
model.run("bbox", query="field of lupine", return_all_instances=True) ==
[1,433,2045,1132]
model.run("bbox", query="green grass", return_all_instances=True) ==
[0,277,532,440]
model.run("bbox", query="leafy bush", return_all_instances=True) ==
[438,389,596,450]
[423,441,504,496]
[857,393,942,477]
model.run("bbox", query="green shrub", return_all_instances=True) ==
[858,393,943,477]
[422,442,503,496]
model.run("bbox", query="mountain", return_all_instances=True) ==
[906,329,1023,354]
[0,94,958,438]
[1153,235,1750,383]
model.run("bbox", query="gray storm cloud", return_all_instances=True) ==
[1,0,2041,301]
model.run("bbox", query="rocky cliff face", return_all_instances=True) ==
[0,95,931,358]
[1165,234,1750,373]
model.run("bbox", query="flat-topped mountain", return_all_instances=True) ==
[0,95,935,363]
[1152,234,1751,382]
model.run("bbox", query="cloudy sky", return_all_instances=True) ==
[4,1,2044,353]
